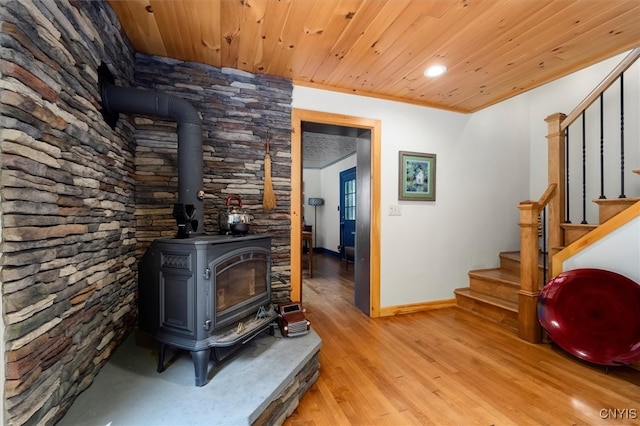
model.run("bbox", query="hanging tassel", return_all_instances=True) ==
[263,131,276,210]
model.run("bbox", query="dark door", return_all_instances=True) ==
[339,167,356,260]
[354,132,371,314]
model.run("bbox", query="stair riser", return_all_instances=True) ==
[499,256,520,275]
[468,276,519,303]
[500,253,548,285]
[456,295,518,333]
[598,201,637,223]
[563,228,591,246]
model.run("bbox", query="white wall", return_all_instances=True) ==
[302,168,321,237]
[293,87,530,306]
[562,217,640,283]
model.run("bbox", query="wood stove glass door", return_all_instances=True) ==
[213,249,270,328]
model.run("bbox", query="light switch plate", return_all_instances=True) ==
[388,205,402,216]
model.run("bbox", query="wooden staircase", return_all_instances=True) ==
[455,49,640,338]
[454,252,543,334]
[455,191,640,335]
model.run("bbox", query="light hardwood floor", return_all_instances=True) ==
[284,254,639,425]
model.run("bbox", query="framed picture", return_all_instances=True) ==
[398,151,436,201]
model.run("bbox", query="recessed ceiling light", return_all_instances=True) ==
[424,65,447,78]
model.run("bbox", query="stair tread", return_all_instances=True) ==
[593,196,640,204]
[500,251,520,259]
[469,268,520,285]
[561,223,598,229]
[454,287,518,312]
[500,251,547,267]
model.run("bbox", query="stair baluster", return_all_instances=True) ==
[599,93,606,200]
[565,126,571,223]
[619,73,626,199]
[581,111,588,224]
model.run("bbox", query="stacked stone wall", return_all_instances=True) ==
[133,55,293,300]
[0,1,137,424]
[0,1,294,423]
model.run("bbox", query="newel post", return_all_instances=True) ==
[545,113,566,275]
[518,201,542,343]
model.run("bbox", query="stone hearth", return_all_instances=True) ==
[57,328,321,425]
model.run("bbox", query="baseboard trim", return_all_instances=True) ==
[379,298,457,317]
[312,247,341,258]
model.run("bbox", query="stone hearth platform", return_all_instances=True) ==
[58,327,322,425]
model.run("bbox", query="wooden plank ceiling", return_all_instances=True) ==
[107,0,640,113]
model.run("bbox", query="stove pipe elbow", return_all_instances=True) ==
[99,63,204,237]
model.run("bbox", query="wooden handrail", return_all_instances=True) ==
[517,184,557,219]
[537,183,557,208]
[561,47,640,131]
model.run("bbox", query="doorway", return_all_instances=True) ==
[290,109,381,317]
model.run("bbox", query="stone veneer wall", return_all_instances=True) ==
[0,0,137,424]
[254,352,320,425]
[1,0,294,424]
[132,54,293,300]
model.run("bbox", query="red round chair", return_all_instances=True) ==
[538,268,640,366]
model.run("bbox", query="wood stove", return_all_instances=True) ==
[138,234,277,386]
[100,73,280,386]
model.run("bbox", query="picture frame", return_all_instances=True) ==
[398,151,436,201]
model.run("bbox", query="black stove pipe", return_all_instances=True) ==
[99,64,204,237]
